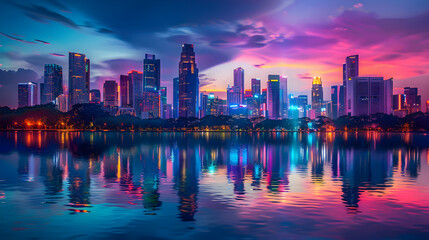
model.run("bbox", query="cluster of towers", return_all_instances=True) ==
[17,46,424,119]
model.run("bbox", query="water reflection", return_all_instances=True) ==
[0,132,429,239]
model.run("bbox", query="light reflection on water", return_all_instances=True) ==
[0,131,429,239]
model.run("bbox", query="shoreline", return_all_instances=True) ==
[0,129,426,133]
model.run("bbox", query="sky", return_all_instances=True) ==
[1,0,429,108]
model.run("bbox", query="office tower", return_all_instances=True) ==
[233,67,244,103]
[331,86,339,119]
[120,75,132,107]
[43,64,63,104]
[343,55,359,114]
[85,58,90,95]
[384,78,393,115]
[90,89,101,104]
[68,52,89,110]
[173,77,179,118]
[178,43,199,118]
[128,70,143,116]
[311,76,323,117]
[160,87,167,118]
[404,87,421,114]
[338,85,345,117]
[18,82,38,108]
[40,83,46,104]
[141,91,160,119]
[143,54,161,92]
[279,75,288,118]
[103,80,118,107]
[297,95,308,111]
[345,55,359,82]
[347,77,392,116]
[251,78,261,96]
[200,93,208,118]
[393,94,406,110]
[261,88,267,117]
[227,85,242,110]
[162,104,172,119]
[267,75,280,119]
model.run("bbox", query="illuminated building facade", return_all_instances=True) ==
[251,78,261,96]
[233,67,244,103]
[128,70,143,116]
[18,82,38,108]
[143,54,161,92]
[179,44,199,118]
[42,64,63,104]
[68,52,90,110]
[280,75,288,118]
[103,80,118,107]
[173,77,179,118]
[311,76,323,117]
[267,75,280,119]
[120,75,133,107]
[89,89,101,104]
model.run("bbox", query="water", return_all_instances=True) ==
[0,131,429,240]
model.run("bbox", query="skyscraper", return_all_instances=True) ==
[233,67,244,103]
[173,77,179,118]
[128,70,143,116]
[311,77,323,116]
[227,85,242,113]
[160,87,167,118]
[347,77,392,116]
[267,75,280,119]
[279,75,288,118]
[89,89,101,104]
[43,64,63,104]
[68,52,90,110]
[251,78,261,96]
[18,82,38,108]
[404,87,421,114]
[143,54,161,92]
[179,44,199,118]
[120,75,132,107]
[331,85,339,119]
[103,80,118,107]
[40,83,46,105]
[344,55,359,114]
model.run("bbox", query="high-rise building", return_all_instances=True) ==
[69,52,90,110]
[89,89,101,104]
[251,78,261,96]
[85,58,90,96]
[162,104,172,119]
[311,77,323,117]
[279,75,288,118]
[343,55,359,114]
[128,70,143,116]
[142,91,160,119]
[404,87,421,114]
[233,67,244,103]
[227,85,241,110]
[42,64,63,104]
[57,94,67,112]
[160,87,167,118]
[267,75,280,119]
[384,78,393,115]
[261,88,267,117]
[331,86,339,119]
[120,75,132,107]
[178,44,199,118]
[143,54,161,92]
[173,77,179,118]
[426,100,429,113]
[393,94,406,110]
[18,82,38,108]
[346,77,392,116]
[200,93,208,118]
[103,80,118,107]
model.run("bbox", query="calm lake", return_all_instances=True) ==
[1,131,429,239]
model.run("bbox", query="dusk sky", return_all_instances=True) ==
[1,0,429,107]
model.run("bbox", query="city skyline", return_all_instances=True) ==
[1,0,429,108]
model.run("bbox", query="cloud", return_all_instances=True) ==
[0,32,36,44]
[50,53,65,57]
[0,69,39,108]
[35,39,50,44]
[353,3,363,8]
[43,0,70,12]
[12,3,79,28]
[297,73,314,80]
